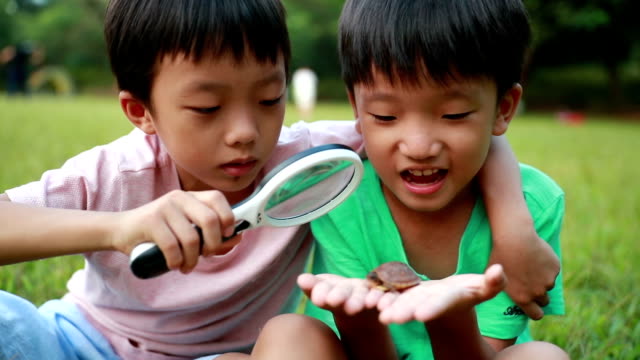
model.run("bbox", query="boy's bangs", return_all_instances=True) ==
[157,0,289,67]
[340,0,529,94]
[106,0,290,105]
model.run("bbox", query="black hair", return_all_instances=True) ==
[339,0,531,98]
[105,0,291,106]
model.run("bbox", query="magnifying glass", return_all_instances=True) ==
[130,144,364,279]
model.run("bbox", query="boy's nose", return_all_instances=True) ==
[399,133,443,160]
[224,114,258,146]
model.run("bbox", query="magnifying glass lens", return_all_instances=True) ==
[265,160,355,220]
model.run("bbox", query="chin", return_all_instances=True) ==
[394,193,447,213]
[221,177,256,193]
[407,201,448,213]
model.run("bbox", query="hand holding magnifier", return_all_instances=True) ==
[130,144,363,279]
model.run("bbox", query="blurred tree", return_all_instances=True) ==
[0,0,16,45]
[11,0,111,91]
[283,0,346,100]
[283,0,343,75]
[8,0,49,13]
[84,0,108,22]
[525,0,640,109]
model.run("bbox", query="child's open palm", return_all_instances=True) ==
[375,264,506,324]
[298,264,505,324]
[297,273,379,316]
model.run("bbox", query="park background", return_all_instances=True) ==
[0,0,638,359]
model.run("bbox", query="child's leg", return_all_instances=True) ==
[496,341,569,360]
[217,314,347,360]
[0,290,119,360]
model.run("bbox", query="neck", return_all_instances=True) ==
[384,181,477,279]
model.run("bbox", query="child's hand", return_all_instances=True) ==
[489,230,560,320]
[113,190,237,273]
[376,264,506,324]
[297,273,385,315]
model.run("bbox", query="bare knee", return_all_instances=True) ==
[497,341,570,360]
[252,314,346,360]
[259,314,336,343]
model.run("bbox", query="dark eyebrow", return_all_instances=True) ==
[180,70,285,96]
[362,92,400,103]
[181,81,227,95]
[255,70,286,88]
[438,88,474,100]
[369,85,476,100]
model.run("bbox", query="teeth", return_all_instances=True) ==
[408,169,438,176]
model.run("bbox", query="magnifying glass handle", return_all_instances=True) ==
[129,221,251,279]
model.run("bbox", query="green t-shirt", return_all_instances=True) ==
[305,161,565,360]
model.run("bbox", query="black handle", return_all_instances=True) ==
[130,221,251,279]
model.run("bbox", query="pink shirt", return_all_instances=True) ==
[6,121,363,359]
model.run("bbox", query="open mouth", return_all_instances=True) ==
[401,168,447,186]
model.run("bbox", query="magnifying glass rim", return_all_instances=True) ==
[232,144,357,208]
[236,144,363,227]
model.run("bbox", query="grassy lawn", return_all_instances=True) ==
[1,96,638,359]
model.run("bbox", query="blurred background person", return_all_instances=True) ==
[291,67,318,121]
[0,42,34,96]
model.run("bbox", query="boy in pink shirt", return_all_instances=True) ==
[0,0,558,359]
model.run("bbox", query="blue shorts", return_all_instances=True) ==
[0,290,120,360]
[0,291,222,360]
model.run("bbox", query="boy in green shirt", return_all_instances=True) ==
[295,0,569,359]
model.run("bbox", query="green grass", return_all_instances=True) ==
[1,96,639,359]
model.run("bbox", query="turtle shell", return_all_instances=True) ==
[366,261,420,292]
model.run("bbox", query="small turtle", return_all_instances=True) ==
[366,261,421,292]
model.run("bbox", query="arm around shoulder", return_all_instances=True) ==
[479,137,561,320]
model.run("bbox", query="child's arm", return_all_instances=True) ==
[479,136,560,320]
[0,191,236,273]
[297,274,398,360]
[0,193,117,263]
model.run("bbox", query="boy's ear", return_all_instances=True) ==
[347,89,362,134]
[119,91,156,134]
[493,84,523,136]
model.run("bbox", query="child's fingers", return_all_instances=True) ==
[191,191,235,233]
[309,281,333,308]
[308,275,345,308]
[376,291,399,311]
[483,264,507,300]
[152,191,217,265]
[326,280,358,308]
[296,273,318,295]
[157,197,206,272]
[149,220,183,270]
[189,191,235,256]
[343,282,370,315]
[364,288,385,309]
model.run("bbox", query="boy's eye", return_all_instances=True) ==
[190,106,220,114]
[442,111,472,120]
[260,96,283,106]
[370,113,396,121]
